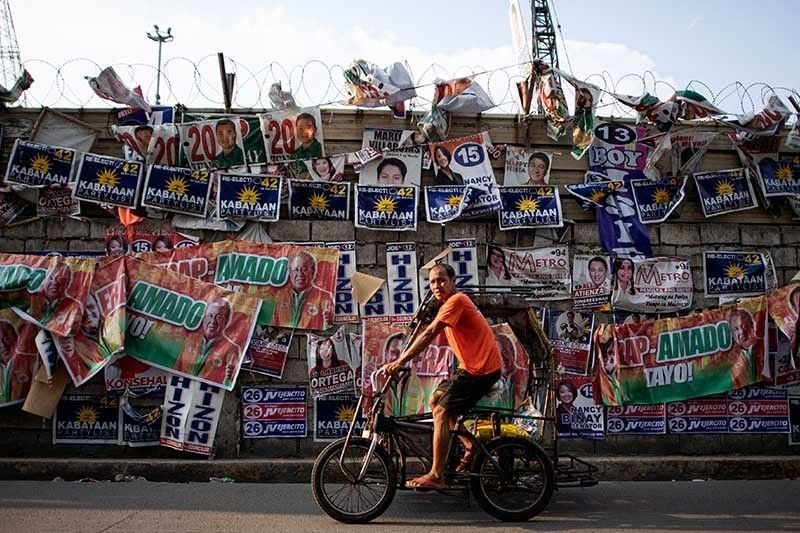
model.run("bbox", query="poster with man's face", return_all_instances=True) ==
[0,308,38,408]
[572,254,611,310]
[359,128,422,186]
[179,118,247,170]
[259,108,325,163]
[504,146,552,186]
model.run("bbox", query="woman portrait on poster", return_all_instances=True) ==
[433,145,464,186]
[106,235,128,257]
[153,235,173,252]
[487,246,512,282]
[614,258,636,296]
[312,157,340,182]
[309,337,347,379]
[524,152,550,185]
[556,379,577,434]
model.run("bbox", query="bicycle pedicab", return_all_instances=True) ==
[312,289,597,523]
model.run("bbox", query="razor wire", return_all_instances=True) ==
[15,56,800,122]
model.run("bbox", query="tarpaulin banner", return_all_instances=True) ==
[756,156,800,197]
[359,280,390,319]
[767,284,800,369]
[606,404,666,435]
[561,72,601,160]
[355,185,417,231]
[104,355,167,396]
[360,128,422,186]
[160,375,225,455]
[120,396,162,447]
[141,165,211,217]
[182,113,267,169]
[667,387,789,434]
[329,242,358,324]
[597,296,769,405]
[534,64,569,141]
[0,254,94,337]
[361,316,412,402]
[718,94,790,138]
[294,154,346,181]
[485,244,571,300]
[259,107,325,163]
[433,77,494,114]
[503,147,552,186]
[112,124,180,166]
[242,327,293,379]
[307,327,356,398]
[589,122,650,180]
[54,257,125,387]
[386,242,419,317]
[217,172,281,221]
[288,180,350,221]
[476,323,531,411]
[630,177,687,224]
[447,239,479,289]
[548,309,594,375]
[555,375,604,439]
[428,133,500,217]
[5,140,76,188]
[314,392,366,442]
[179,118,247,170]
[37,186,80,217]
[646,131,717,179]
[73,154,143,208]
[87,66,151,112]
[424,185,471,224]
[772,332,800,388]
[0,308,38,408]
[572,254,612,310]
[665,393,729,433]
[124,257,261,390]
[498,185,563,230]
[703,251,767,298]
[343,60,416,112]
[611,256,693,313]
[53,394,119,444]
[105,227,199,256]
[241,386,307,438]
[135,240,338,331]
[693,168,757,218]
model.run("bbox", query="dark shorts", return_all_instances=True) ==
[434,369,501,416]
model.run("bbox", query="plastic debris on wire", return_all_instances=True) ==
[432,77,495,114]
[268,82,297,111]
[86,66,151,113]
[343,59,416,116]
[0,69,34,104]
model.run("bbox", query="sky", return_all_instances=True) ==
[10,0,800,113]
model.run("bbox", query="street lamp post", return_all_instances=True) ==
[146,24,173,105]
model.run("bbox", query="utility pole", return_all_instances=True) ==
[147,24,173,105]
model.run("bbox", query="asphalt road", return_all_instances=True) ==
[0,479,797,532]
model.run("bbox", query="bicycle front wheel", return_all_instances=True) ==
[311,437,397,524]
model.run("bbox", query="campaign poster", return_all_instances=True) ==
[183,113,267,169]
[503,146,552,186]
[217,172,281,221]
[120,396,162,447]
[756,156,800,197]
[359,128,422,186]
[485,244,571,300]
[572,254,612,310]
[124,257,262,391]
[5,139,76,187]
[355,185,417,231]
[773,332,800,389]
[288,180,350,221]
[53,394,119,444]
[179,118,247,170]
[555,375,604,439]
[589,121,650,181]
[424,185,470,224]
[37,186,80,218]
[666,394,730,434]
[606,404,666,435]
[595,296,769,405]
[476,323,531,411]
[241,386,307,438]
[726,386,789,434]
[307,327,356,398]
[703,252,767,298]
[105,228,199,256]
[349,332,363,395]
[314,392,366,442]
[73,154,143,208]
[241,327,293,379]
[428,133,500,217]
[767,284,800,369]
[790,396,800,445]
[104,355,168,396]
[329,242,358,323]
[548,309,594,375]
[693,168,757,218]
[498,185,563,230]
[112,123,180,166]
[295,154,346,182]
[630,177,688,224]
[386,242,419,317]
[610,256,693,313]
[360,316,411,400]
[0,308,38,408]
[160,375,225,455]
[359,280,390,319]
[142,165,212,217]
[259,107,325,163]
[447,239,479,289]
[0,191,33,225]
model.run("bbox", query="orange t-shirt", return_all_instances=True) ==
[436,292,501,376]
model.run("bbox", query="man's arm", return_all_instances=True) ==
[382,319,447,375]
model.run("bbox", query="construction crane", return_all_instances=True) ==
[0,0,22,90]
[531,0,559,70]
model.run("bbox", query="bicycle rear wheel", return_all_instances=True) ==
[470,436,554,522]
[311,437,397,524]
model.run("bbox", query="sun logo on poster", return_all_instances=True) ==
[715,179,735,196]
[374,196,397,212]
[166,176,188,195]
[336,405,355,423]
[651,187,671,204]
[589,189,607,203]
[77,405,99,423]
[776,165,794,181]
[446,194,463,207]
[30,154,52,173]
[238,186,260,205]
[309,192,329,210]
[516,196,538,211]
[725,262,746,279]
[97,168,119,187]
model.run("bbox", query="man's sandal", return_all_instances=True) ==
[454,451,474,473]
[407,475,446,490]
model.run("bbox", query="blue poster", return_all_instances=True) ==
[666,394,729,434]
[217,173,281,221]
[498,185,563,230]
[142,165,212,216]
[53,394,119,444]
[288,180,350,221]
[756,156,800,198]
[703,251,767,298]
[727,386,789,434]
[117,106,175,126]
[693,168,757,218]
[5,140,76,187]
[355,185,417,231]
[313,392,366,442]
[630,176,688,224]
[605,405,666,435]
[120,398,162,447]
[241,386,307,438]
[424,185,468,223]
[74,153,143,208]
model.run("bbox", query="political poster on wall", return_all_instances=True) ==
[288,181,350,221]
[693,168,757,218]
[104,355,167,396]
[790,396,800,445]
[485,244,571,300]
[5,140,76,187]
[630,177,688,224]
[665,393,729,433]
[355,185,417,231]
[37,186,80,218]
[424,185,471,224]
[0,308,38,408]
[259,108,325,164]
[572,254,612,310]
[241,386,307,438]
[476,323,530,411]
[1,191,33,225]
[120,398,162,447]
[548,309,594,375]
[755,156,800,197]
[498,186,563,230]
[359,280,390,319]
[217,172,281,221]
[610,256,693,313]
[106,228,199,256]
[504,146,552,185]
[182,113,267,169]
[773,333,800,389]
[179,118,247,170]
[360,128,422,186]
[595,296,769,405]
[767,284,800,370]
[160,375,225,455]
[295,155,346,181]
[667,387,789,434]
[555,375,604,439]
[703,252,768,298]
[447,239,479,289]
[112,124,180,166]
[142,166,212,217]
[314,392,366,442]
[386,243,419,317]
[307,327,356,398]
[606,404,666,435]
[589,121,650,181]
[53,394,119,444]
[349,333,363,396]
[329,242,358,324]
[242,327,293,379]
[73,154,143,208]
